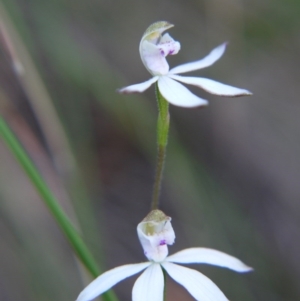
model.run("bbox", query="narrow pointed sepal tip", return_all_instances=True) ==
[117,87,133,94]
[117,88,141,94]
[196,102,209,108]
[228,90,253,97]
[232,262,254,273]
[117,77,159,94]
[242,265,254,273]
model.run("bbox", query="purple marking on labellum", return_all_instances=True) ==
[159,239,166,246]
[169,50,174,55]
[160,49,165,56]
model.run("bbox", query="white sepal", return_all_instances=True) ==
[76,262,150,301]
[162,262,228,301]
[170,75,252,97]
[132,263,164,301]
[158,76,208,107]
[118,76,159,94]
[166,248,253,272]
[169,42,227,75]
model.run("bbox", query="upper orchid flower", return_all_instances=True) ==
[76,210,252,301]
[118,21,252,107]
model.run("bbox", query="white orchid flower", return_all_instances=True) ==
[76,210,252,301]
[118,21,252,107]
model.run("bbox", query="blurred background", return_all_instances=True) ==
[0,0,300,300]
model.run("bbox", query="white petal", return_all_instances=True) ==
[162,262,228,301]
[166,248,253,272]
[158,76,208,108]
[117,76,159,94]
[170,75,252,97]
[76,262,150,301]
[169,42,227,74]
[132,263,164,301]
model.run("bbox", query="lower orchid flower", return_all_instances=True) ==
[118,21,252,108]
[76,210,252,301]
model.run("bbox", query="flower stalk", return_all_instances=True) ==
[151,82,170,210]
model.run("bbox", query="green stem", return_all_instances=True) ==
[163,268,167,301]
[151,83,170,210]
[0,117,117,301]
[151,145,166,210]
